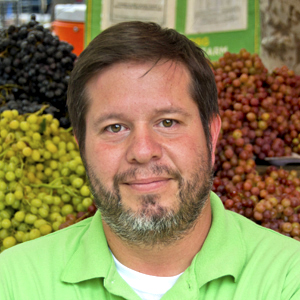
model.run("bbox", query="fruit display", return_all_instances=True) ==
[213,50,300,161]
[0,31,300,253]
[211,49,300,241]
[0,15,76,128]
[0,108,96,252]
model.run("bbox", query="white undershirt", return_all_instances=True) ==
[111,253,183,300]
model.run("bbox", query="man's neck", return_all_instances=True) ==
[102,200,212,277]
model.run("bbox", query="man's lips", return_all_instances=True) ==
[122,177,172,192]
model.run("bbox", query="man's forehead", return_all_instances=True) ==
[84,59,197,116]
[87,59,190,85]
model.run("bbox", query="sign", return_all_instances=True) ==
[101,0,176,29]
[85,0,260,61]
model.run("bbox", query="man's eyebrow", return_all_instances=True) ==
[153,107,193,117]
[93,113,127,128]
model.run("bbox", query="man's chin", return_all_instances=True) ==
[120,193,178,218]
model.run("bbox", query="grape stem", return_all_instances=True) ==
[30,178,80,197]
[75,212,89,223]
[294,205,300,212]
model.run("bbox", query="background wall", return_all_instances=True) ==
[260,0,300,74]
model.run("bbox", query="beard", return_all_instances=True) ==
[84,155,214,247]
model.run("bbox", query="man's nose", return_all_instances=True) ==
[125,127,163,164]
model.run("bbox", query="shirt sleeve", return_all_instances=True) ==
[281,254,300,300]
[289,291,300,300]
[0,251,14,300]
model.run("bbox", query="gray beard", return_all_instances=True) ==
[85,158,213,247]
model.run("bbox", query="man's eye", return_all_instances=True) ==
[160,119,175,127]
[106,124,124,133]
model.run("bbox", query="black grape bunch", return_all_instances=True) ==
[0,15,77,128]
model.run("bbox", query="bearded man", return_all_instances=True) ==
[1,21,300,300]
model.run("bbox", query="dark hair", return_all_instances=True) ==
[67,21,219,156]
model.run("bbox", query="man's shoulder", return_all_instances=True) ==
[226,208,300,254]
[0,213,113,300]
[0,216,93,264]
[210,192,300,254]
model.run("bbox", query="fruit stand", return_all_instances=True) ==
[211,50,300,239]
[0,15,300,252]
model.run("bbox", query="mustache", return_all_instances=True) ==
[113,164,183,189]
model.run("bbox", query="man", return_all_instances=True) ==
[1,21,300,300]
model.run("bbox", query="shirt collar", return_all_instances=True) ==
[190,192,247,287]
[61,210,113,283]
[61,192,246,285]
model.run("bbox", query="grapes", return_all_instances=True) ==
[0,109,96,252]
[0,15,76,127]
[213,49,300,173]
[213,159,300,239]
[39,224,52,235]
[82,197,93,209]
[2,236,17,249]
[72,178,84,189]
[61,204,73,216]
[211,49,300,241]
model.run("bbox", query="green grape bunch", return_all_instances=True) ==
[0,108,96,253]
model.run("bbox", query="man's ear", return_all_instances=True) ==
[210,115,221,166]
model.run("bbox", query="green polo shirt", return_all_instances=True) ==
[1,192,300,300]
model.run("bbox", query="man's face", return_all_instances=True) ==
[83,60,220,246]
